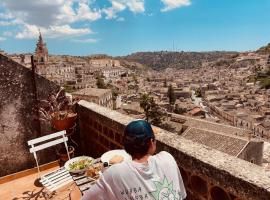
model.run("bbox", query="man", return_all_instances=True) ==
[81,120,186,200]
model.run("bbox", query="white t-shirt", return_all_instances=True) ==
[82,151,186,200]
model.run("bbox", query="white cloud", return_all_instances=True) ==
[75,2,102,21]
[0,0,100,39]
[112,1,126,11]
[103,1,126,20]
[103,0,144,20]
[0,0,188,41]
[72,38,98,43]
[1,0,102,26]
[15,24,91,39]
[161,0,191,12]
[125,0,144,13]
[0,36,6,41]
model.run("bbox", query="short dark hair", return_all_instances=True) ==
[123,120,155,158]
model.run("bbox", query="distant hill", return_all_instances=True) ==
[119,59,148,71]
[121,51,238,70]
[257,43,270,54]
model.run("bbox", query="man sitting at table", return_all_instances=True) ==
[80,120,186,200]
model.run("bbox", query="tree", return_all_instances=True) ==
[167,84,176,105]
[163,78,167,87]
[174,104,187,114]
[261,78,270,89]
[140,93,164,126]
[63,84,75,93]
[96,75,106,89]
[195,88,202,97]
[148,97,164,126]
[111,88,119,110]
[140,93,151,121]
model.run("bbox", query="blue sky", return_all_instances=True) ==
[0,0,270,56]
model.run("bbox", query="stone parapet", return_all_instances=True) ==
[77,100,270,200]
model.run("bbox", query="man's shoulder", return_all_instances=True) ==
[155,151,175,159]
[152,151,176,164]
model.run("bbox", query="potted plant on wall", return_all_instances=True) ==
[39,87,77,131]
[39,88,78,164]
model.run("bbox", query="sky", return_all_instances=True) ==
[0,0,270,56]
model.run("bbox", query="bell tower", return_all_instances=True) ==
[34,31,48,64]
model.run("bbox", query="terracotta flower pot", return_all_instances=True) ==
[57,146,75,163]
[51,111,77,131]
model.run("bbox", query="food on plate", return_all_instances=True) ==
[109,155,124,164]
[68,157,92,171]
[86,163,103,179]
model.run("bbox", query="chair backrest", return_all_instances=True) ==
[27,130,70,175]
[28,130,68,154]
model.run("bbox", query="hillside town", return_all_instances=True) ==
[2,33,270,137]
[2,33,270,169]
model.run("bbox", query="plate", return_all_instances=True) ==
[101,149,131,164]
[64,156,94,173]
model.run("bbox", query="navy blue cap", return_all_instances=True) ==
[124,120,154,141]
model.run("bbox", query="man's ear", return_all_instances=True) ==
[148,138,155,148]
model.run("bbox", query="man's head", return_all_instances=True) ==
[123,120,156,159]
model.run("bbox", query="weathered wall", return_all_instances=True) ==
[0,54,59,177]
[77,100,270,200]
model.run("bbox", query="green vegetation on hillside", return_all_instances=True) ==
[63,84,75,93]
[96,75,107,89]
[167,84,176,105]
[249,70,270,89]
[122,51,238,70]
[195,88,202,97]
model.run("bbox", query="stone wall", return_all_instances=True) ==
[77,100,270,200]
[0,54,59,177]
[237,140,264,165]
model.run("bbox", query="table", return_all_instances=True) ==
[70,158,101,195]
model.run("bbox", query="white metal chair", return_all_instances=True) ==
[28,130,73,193]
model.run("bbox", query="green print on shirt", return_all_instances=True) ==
[151,176,177,200]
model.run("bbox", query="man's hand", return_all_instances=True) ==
[69,188,82,200]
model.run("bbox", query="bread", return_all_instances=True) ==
[86,163,103,178]
[86,166,96,177]
[109,155,124,164]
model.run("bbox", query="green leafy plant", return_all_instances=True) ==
[39,87,77,122]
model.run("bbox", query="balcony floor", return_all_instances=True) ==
[0,161,82,200]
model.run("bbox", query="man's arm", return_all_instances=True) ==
[81,182,106,200]
[80,170,115,200]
